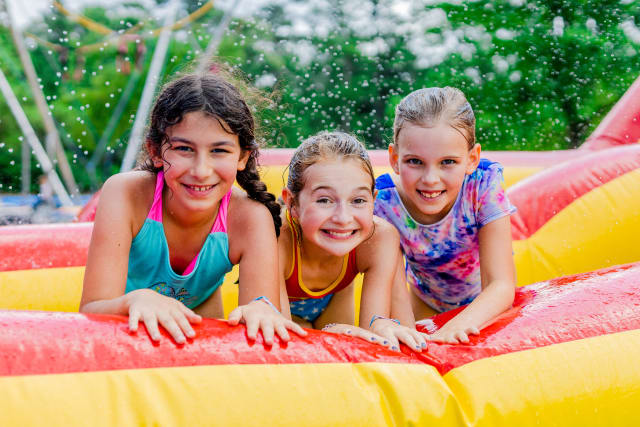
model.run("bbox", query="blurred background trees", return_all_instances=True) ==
[0,0,639,192]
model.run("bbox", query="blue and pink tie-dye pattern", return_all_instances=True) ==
[374,159,516,312]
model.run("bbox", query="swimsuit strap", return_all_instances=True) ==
[210,189,232,234]
[147,171,164,222]
[284,210,353,298]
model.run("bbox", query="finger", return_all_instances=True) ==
[173,311,196,339]
[275,322,290,342]
[385,332,400,352]
[180,305,202,324]
[411,330,428,349]
[467,326,480,336]
[245,314,259,341]
[286,320,308,337]
[142,313,162,342]
[128,308,140,332]
[261,320,275,346]
[227,307,242,326]
[353,329,388,348]
[397,330,420,352]
[455,331,469,344]
[157,313,186,344]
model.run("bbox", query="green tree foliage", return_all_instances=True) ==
[0,0,638,193]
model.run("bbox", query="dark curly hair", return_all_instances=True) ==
[139,70,281,236]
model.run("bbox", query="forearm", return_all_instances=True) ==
[446,280,515,330]
[79,293,130,316]
[391,281,416,327]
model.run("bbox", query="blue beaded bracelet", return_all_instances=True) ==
[252,296,280,313]
[369,314,400,328]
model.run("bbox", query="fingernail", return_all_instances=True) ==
[421,342,427,348]
[383,340,389,345]
[370,337,376,341]
[392,346,399,351]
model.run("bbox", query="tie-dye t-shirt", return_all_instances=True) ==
[374,159,516,313]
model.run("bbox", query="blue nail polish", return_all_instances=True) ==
[383,340,389,345]
[370,337,375,341]
[421,342,427,348]
[392,346,399,351]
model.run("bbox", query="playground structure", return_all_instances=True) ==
[1,2,640,425]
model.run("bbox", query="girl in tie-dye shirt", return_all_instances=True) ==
[374,87,517,345]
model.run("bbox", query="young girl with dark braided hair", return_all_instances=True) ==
[81,70,306,345]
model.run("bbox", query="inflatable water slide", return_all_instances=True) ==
[0,78,639,425]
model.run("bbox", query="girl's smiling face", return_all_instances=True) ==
[390,122,480,224]
[285,158,375,257]
[151,111,248,217]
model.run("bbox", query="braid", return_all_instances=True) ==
[236,151,282,237]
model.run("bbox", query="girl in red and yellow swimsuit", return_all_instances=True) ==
[278,132,428,352]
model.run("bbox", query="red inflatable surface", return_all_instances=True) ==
[1,261,639,377]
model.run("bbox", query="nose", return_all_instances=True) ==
[191,153,214,180]
[331,202,351,225]
[421,167,440,186]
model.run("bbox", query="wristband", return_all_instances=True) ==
[252,296,280,313]
[369,314,400,328]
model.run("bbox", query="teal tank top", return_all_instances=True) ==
[125,172,233,309]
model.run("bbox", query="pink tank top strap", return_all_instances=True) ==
[147,171,164,222]
[210,189,232,233]
[182,189,232,275]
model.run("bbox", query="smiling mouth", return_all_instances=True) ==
[417,190,444,199]
[322,229,357,239]
[183,184,216,192]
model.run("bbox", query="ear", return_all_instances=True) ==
[237,150,251,172]
[281,187,297,217]
[466,143,482,175]
[147,140,163,169]
[388,143,400,175]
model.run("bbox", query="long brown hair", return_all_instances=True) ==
[140,70,282,236]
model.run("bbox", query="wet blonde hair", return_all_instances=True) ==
[286,131,375,203]
[393,87,476,149]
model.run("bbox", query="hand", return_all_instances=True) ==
[321,323,396,351]
[127,289,202,344]
[426,322,480,344]
[228,299,308,345]
[371,319,429,352]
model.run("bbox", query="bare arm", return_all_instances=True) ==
[80,174,138,315]
[389,255,416,327]
[227,193,306,343]
[429,215,516,343]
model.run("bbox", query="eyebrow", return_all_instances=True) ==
[311,185,371,194]
[169,136,236,146]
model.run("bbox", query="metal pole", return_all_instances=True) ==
[21,138,30,194]
[6,0,80,196]
[196,0,241,74]
[120,0,178,172]
[0,67,73,206]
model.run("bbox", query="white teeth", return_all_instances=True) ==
[187,185,213,192]
[419,190,443,199]
[325,230,353,238]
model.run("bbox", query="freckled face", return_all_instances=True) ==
[289,158,374,257]
[390,123,480,224]
[151,111,248,216]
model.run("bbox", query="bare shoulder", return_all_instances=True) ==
[227,187,273,226]
[356,216,400,271]
[227,187,278,240]
[370,216,400,245]
[97,171,155,229]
